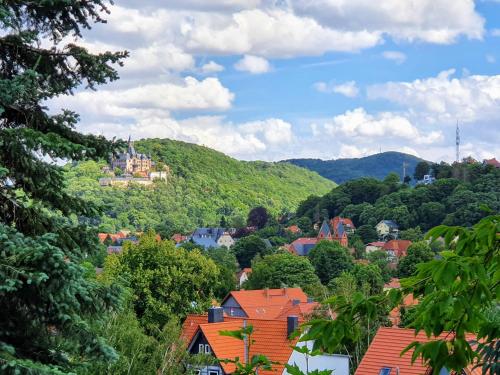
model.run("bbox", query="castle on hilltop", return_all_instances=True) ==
[111,136,152,175]
[100,136,168,187]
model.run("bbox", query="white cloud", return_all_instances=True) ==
[126,44,195,73]
[78,115,295,161]
[367,69,500,123]
[292,0,484,44]
[486,54,496,64]
[50,76,234,114]
[200,60,225,73]
[321,107,443,145]
[314,81,359,97]
[491,29,500,37]
[234,55,271,74]
[382,50,407,64]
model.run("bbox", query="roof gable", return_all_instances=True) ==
[223,288,309,319]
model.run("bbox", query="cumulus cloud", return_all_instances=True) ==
[234,55,271,74]
[314,81,359,97]
[491,29,500,37]
[49,76,234,114]
[321,107,443,145]
[292,0,484,44]
[367,69,500,123]
[382,51,407,64]
[181,9,382,57]
[78,115,295,161]
[200,60,225,73]
[486,54,496,64]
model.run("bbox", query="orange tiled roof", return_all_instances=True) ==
[383,240,412,257]
[225,288,308,319]
[97,232,126,243]
[275,300,319,320]
[384,278,401,289]
[484,158,500,168]
[286,225,302,234]
[367,241,386,247]
[331,217,356,230]
[182,315,300,375]
[389,294,418,326]
[356,327,479,375]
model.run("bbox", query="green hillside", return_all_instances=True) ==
[284,151,426,184]
[65,138,335,233]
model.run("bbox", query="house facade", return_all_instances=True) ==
[376,220,399,240]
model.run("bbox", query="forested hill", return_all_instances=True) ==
[283,151,425,184]
[65,138,335,233]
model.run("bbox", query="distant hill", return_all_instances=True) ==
[65,138,335,232]
[283,152,426,184]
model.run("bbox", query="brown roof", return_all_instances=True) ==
[383,240,412,257]
[224,288,309,319]
[356,327,480,375]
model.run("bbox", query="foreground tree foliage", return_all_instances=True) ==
[103,232,220,332]
[0,1,126,373]
[302,215,499,374]
[245,251,323,297]
[308,241,354,285]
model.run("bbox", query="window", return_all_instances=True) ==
[205,344,211,354]
[198,344,204,353]
[379,368,392,375]
[208,371,219,375]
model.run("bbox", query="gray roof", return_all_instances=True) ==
[190,227,229,249]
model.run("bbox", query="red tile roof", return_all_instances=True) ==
[484,158,500,168]
[384,278,401,290]
[356,327,479,375]
[389,294,418,326]
[367,241,386,247]
[171,233,188,244]
[331,217,356,230]
[97,232,126,243]
[286,225,302,234]
[181,315,300,375]
[224,288,309,319]
[383,240,412,257]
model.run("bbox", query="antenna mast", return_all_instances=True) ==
[455,121,460,163]
[403,161,408,180]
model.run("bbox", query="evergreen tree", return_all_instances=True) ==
[0,2,126,372]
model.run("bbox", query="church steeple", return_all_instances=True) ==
[127,135,136,155]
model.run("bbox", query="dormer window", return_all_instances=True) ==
[379,367,393,375]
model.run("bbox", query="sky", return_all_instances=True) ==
[48,0,500,162]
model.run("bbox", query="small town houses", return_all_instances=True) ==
[181,288,349,375]
[283,216,353,256]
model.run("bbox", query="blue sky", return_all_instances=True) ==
[49,0,500,162]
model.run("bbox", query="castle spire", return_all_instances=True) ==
[127,135,136,155]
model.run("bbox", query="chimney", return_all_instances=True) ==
[208,307,224,323]
[292,299,301,306]
[287,316,299,339]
